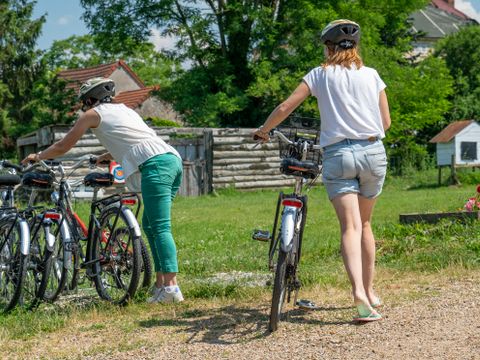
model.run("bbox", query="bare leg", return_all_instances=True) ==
[358,195,379,305]
[331,193,371,308]
[162,273,177,286]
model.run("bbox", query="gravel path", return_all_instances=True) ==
[3,272,480,359]
[101,275,480,360]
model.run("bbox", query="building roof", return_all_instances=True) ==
[57,60,145,94]
[410,3,473,40]
[431,0,471,20]
[113,86,158,109]
[430,120,476,143]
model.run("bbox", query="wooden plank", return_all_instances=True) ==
[213,162,281,172]
[213,168,283,177]
[213,174,290,183]
[214,143,278,151]
[399,211,479,224]
[213,179,295,189]
[16,135,38,147]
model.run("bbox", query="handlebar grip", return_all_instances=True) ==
[253,135,262,141]
[89,156,110,165]
[1,161,23,172]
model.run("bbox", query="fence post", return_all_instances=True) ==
[451,154,460,185]
[203,129,214,194]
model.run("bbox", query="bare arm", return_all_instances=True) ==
[379,90,391,131]
[22,109,100,164]
[254,81,311,140]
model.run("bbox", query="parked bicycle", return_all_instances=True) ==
[32,156,145,305]
[252,128,322,332]
[0,161,30,312]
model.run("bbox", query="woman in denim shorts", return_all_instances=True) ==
[254,20,391,322]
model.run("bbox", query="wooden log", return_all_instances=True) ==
[213,174,290,183]
[214,150,280,159]
[213,179,295,189]
[399,211,479,224]
[213,156,281,166]
[213,162,281,172]
[211,128,255,136]
[17,135,37,147]
[214,143,278,151]
[213,168,282,177]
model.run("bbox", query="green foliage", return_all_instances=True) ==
[435,25,480,121]
[145,117,180,128]
[456,169,480,185]
[0,1,75,157]
[80,0,438,130]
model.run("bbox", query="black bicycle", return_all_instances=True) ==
[0,161,30,312]
[34,156,143,305]
[253,128,322,332]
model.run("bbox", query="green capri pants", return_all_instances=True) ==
[140,153,183,273]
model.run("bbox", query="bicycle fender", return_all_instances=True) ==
[59,218,72,269]
[19,219,30,256]
[121,207,142,238]
[280,207,296,253]
[43,225,55,252]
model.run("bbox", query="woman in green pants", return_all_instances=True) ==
[23,77,184,303]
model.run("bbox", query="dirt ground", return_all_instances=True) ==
[2,269,480,360]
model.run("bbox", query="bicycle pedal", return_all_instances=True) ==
[252,229,271,242]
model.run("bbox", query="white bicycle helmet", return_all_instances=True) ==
[78,77,115,102]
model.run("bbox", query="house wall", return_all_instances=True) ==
[454,123,480,165]
[110,69,142,92]
[134,97,182,123]
[436,142,455,166]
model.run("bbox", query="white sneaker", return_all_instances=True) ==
[150,285,184,303]
[147,285,164,303]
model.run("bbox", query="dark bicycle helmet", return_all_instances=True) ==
[320,19,360,49]
[78,77,115,102]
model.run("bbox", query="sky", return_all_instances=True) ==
[33,0,480,51]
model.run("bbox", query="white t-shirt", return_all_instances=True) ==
[303,65,386,147]
[92,103,181,191]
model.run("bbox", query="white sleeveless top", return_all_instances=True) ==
[92,103,181,191]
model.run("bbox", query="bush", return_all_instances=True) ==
[145,117,180,127]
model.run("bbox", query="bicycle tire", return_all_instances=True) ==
[269,248,288,332]
[22,222,53,309]
[92,206,141,305]
[140,238,152,288]
[43,220,70,302]
[0,217,28,312]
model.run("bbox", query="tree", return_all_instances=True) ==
[435,25,480,121]
[0,1,76,157]
[80,0,433,128]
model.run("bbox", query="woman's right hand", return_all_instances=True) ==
[252,127,270,142]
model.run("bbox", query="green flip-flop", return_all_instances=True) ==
[354,303,382,323]
[371,298,382,308]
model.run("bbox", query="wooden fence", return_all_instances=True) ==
[17,126,301,195]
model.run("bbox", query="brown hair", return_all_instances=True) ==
[322,45,363,69]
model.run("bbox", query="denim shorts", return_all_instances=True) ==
[322,139,387,200]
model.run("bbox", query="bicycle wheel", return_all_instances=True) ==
[0,217,28,312]
[22,220,53,309]
[140,238,152,288]
[92,206,141,305]
[269,248,289,332]
[43,220,71,302]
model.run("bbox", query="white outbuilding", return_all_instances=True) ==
[430,120,480,183]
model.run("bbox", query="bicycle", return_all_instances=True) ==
[252,128,322,332]
[34,156,143,305]
[0,162,30,312]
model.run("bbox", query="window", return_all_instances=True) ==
[460,142,477,161]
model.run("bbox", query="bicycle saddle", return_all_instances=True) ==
[280,158,320,179]
[84,172,114,188]
[0,174,21,187]
[22,172,54,188]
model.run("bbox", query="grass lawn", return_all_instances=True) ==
[0,168,479,341]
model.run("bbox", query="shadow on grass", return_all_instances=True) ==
[138,304,353,345]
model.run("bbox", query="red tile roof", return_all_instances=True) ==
[57,60,145,94]
[113,86,158,109]
[430,120,475,143]
[431,0,472,20]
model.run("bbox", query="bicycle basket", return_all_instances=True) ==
[277,127,322,164]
